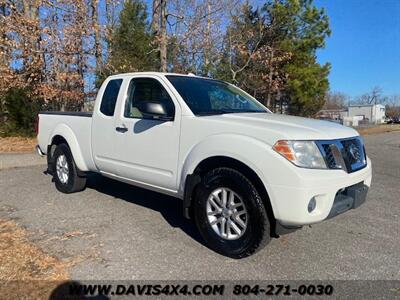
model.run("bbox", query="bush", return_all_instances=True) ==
[0,88,41,137]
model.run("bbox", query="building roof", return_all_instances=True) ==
[348,104,385,108]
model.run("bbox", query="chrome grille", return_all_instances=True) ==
[322,144,337,169]
[316,137,367,173]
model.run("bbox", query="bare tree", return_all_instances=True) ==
[225,3,291,110]
[385,95,400,118]
[323,92,349,109]
[355,86,387,105]
[151,0,234,73]
[0,0,96,110]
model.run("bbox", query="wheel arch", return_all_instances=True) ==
[50,135,68,149]
[183,155,276,234]
[47,124,89,172]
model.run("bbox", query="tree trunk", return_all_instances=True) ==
[91,0,103,72]
[151,0,160,34]
[159,0,167,72]
[204,0,212,75]
[266,49,274,110]
[151,0,167,72]
[0,4,7,67]
[23,0,44,87]
[78,17,86,109]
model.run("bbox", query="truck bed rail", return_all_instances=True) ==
[39,111,93,117]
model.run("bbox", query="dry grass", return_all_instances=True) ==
[0,219,69,299]
[356,124,400,136]
[0,137,36,153]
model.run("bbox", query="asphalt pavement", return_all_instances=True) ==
[0,152,46,170]
[0,132,399,280]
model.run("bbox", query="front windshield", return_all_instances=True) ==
[166,75,268,115]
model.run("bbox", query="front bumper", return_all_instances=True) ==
[269,157,372,226]
[275,182,369,235]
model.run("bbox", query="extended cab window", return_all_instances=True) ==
[124,78,175,119]
[100,79,123,116]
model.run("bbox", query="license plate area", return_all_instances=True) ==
[326,182,368,219]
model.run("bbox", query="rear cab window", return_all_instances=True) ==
[100,79,123,116]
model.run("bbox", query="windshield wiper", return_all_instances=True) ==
[234,110,266,113]
[196,110,236,116]
[196,109,266,116]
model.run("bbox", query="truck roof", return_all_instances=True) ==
[106,72,211,80]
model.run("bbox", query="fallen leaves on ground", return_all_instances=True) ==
[0,137,36,153]
[0,219,69,298]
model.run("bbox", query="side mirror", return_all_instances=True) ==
[136,101,173,121]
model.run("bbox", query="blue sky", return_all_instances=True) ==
[314,0,400,97]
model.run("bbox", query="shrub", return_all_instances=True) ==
[0,88,41,137]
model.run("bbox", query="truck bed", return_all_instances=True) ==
[37,111,95,171]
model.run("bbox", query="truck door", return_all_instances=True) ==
[113,76,181,192]
[91,77,124,174]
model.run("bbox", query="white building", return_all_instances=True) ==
[347,104,386,124]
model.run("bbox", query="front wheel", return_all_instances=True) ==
[52,143,86,193]
[194,167,271,258]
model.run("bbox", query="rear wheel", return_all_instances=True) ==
[194,167,271,258]
[52,143,86,193]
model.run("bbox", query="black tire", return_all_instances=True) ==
[52,143,86,193]
[193,167,271,258]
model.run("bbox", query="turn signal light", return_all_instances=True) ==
[272,140,295,161]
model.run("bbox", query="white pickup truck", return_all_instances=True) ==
[37,72,372,258]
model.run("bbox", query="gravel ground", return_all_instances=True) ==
[0,132,399,280]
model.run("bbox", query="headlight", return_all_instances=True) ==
[273,140,327,169]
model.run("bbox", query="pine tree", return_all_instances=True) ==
[217,0,331,116]
[264,0,331,116]
[105,0,157,76]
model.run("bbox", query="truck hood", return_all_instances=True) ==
[204,113,359,141]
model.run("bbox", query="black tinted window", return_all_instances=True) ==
[124,78,175,119]
[100,79,123,116]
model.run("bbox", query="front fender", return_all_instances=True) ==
[48,124,89,171]
[179,133,273,198]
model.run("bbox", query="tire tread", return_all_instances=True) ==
[52,143,86,193]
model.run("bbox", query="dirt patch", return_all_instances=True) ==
[0,219,69,298]
[356,124,400,136]
[0,137,36,153]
